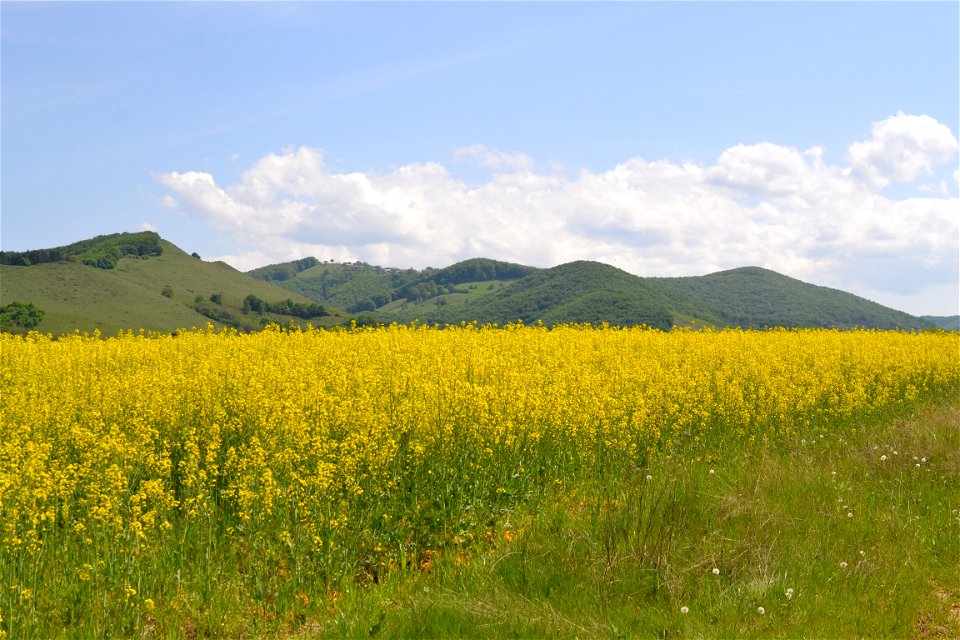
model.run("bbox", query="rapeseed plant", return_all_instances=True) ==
[0,325,956,637]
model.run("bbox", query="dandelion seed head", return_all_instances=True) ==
[757,606,765,615]
[645,474,652,481]
[880,455,887,461]
[712,567,720,575]
[840,561,848,569]
[680,606,689,614]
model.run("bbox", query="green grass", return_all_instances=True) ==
[310,396,960,639]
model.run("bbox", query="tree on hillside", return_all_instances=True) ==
[0,302,44,330]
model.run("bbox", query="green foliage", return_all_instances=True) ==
[161,285,174,298]
[209,293,223,305]
[243,294,328,319]
[247,257,321,281]
[248,256,940,330]
[0,231,163,269]
[0,301,44,330]
[419,261,679,329]
[243,294,266,313]
[653,266,931,330]
[921,315,960,330]
[428,258,536,286]
[251,261,420,312]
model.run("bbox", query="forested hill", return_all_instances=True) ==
[250,257,940,331]
[650,267,929,330]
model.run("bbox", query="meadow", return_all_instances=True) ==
[1,324,958,638]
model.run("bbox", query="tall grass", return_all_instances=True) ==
[318,398,960,639]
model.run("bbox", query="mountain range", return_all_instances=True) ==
[1,232,956,335]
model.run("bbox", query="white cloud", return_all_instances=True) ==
[157,113,960,315]
[454,144,535,173]
[848,112,959,188]
[138,222,157,232]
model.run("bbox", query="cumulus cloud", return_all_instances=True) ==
[848,112,959,188]
[138,222,157,232]
[158,114,960,314]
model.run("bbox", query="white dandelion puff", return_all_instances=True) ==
[757,606,765,615]
[680,606,689,614]
[712,567,720,575]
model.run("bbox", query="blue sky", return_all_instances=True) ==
[2,2,958,315]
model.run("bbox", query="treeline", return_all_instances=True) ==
[429,258,535,286]
[248,257,320,282]
[242,295,329,319]
[0,232,162,269]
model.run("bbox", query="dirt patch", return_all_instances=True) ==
[913,588,960,640]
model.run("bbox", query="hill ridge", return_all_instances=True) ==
[1,233,948,333]
[249,254,940,331]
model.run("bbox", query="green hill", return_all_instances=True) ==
[249,257,533,315]
[250,257,938,331]
[1,237,349,335]
[4,232,940,334]
[651,267,930,330]
[413,261,705,330]
[921,315,960,331]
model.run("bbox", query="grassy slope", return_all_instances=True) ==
[0,261,211,335]
[0,240,338,335]
[314,396,960,639]
[655,266,931,330]
[110,240,317,309]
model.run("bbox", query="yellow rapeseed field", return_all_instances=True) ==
[0,324,957,634]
